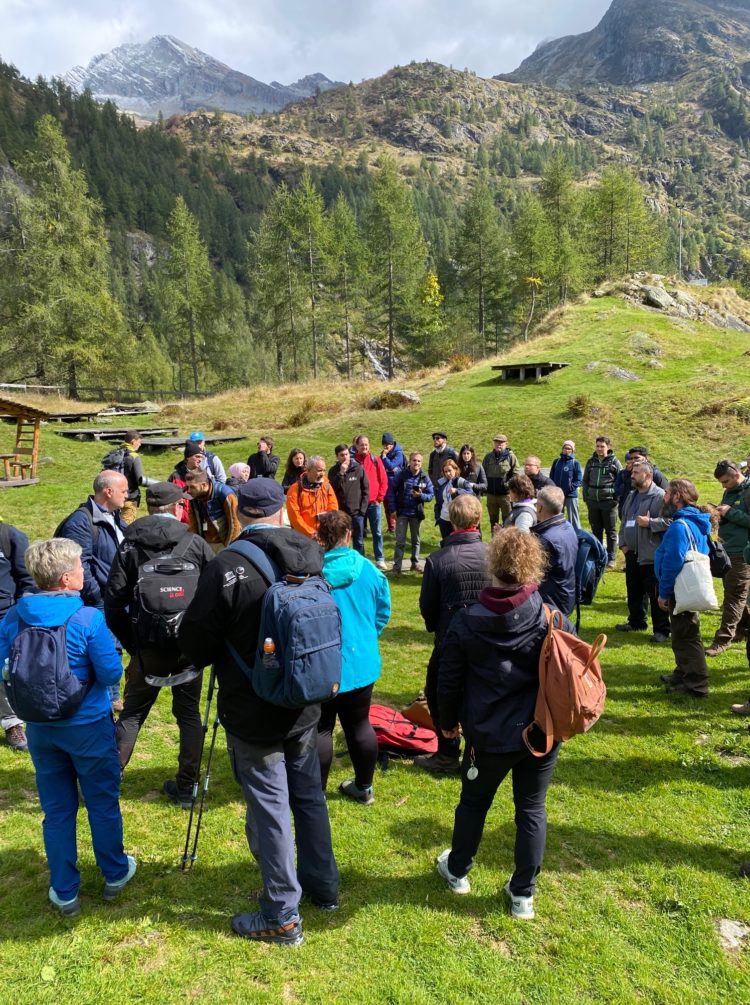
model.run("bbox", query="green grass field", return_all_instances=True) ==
[2,294,750,1003]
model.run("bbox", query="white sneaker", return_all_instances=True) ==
[503,880,534,919]
[436,849,470,894]
[376,560,388,571]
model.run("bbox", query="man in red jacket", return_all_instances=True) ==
[354,434,388,570]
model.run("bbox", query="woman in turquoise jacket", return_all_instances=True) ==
[0,539,135,916]
[316,510,391,805]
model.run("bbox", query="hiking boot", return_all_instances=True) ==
[705,644,729,657]
[49,887,81,917]
[504,880,535,920]
[4,724,28,752]
[231,911,304,946]
[666,684,708,698]
[162,778,193,809]
[411,561,425,573]
[103,855,137,901]
[339,779,374,805]
[650,632,670,644]
[436,849,470,894]
[659,672,678,685]
[390,566,402,576]
[302,893,339,912]
[615,623,643,632]
[414,752,461,776]
[731,699,750,716]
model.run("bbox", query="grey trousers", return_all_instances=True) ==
[565,496,581,530]
[0,681,22,730]
[226,726,339,924]
[393,515,422,570]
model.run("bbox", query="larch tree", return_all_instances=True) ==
[328,193,367,379]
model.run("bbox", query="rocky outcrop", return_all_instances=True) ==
[606,274,750,331]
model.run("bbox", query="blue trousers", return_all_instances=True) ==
[226,726,339,924]
[351,514,365,555]
[26,714,128,901]
[364,503,384,562]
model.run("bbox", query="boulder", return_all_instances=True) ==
[642,286,675,310]
[607,366,640,381]
[367,389,421,410]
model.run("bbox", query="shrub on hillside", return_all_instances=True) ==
[287,397,321,428]
[567,394,592,418]
[448,353,472,372]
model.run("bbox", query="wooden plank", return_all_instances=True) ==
[55,426,178,441]
[138,433,245,451]
[0,478,39,489]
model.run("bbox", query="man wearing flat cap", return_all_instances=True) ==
[179,478,339,947]
[105,482,215,808]
[428,432,458,488]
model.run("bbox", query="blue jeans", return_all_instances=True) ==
[364,503,384,562]
[226,726,339,924]
[351,514,365,555]
[27,713,128,901]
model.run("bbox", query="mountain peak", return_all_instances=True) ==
[501,0,750,88]
[64,36,342,119]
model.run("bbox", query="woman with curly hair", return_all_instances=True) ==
[436,528,569,921]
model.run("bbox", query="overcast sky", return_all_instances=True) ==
[1,0,612,83]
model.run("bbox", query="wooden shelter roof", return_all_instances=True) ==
[0,395,51,421]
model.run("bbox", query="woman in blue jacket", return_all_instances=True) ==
[316,511,391,805]
[654,479,712,697]
[0,539,135,916]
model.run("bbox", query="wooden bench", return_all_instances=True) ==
[0,453,31,480]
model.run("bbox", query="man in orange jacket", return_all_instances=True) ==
[354,434,389,570]
[286,456,339,538]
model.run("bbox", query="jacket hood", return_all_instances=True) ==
[675,507,712,537]
[123,514,189,551]
[465,587,544,640]
[322,546,366,588]
[441,529,482,548]
[16,591,83,627]
[241,526,323,577]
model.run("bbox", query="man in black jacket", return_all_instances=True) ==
[417,494,490,774]
[247,436,280,479]
[178,478,339,947]
[531,487,578,617]
[328,444,369,554]
[0,521,34,751]
[104,482,215,807]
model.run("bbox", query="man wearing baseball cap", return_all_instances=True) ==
[104,482,215,809]
[482,435,518,532]
[179,478,339,947]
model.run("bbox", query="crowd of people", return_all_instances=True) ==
[1,424,750,942]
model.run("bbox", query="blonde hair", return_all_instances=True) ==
[449,493,482,529]
[25,538,82,590]
[487,528,547,586]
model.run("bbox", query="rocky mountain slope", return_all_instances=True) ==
[64,35,342,119]
[502,0,750,88]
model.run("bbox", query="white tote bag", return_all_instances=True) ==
[673,523,718,615]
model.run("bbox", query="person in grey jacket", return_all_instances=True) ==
[502,475,538,532]
[616,461,670,641]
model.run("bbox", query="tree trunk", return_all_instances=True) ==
[343,265,352,380]
[67,358,79,399]
[523,288,537,342]
[307,225,318,379]
[286,248,298,381]
[387,248,395,380]
[188,305,199,393]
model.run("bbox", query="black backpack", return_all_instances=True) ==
[131,535,200,652]
[101,447,127,474]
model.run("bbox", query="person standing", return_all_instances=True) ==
[616,461,671,643]
[458,444,488,496]
[328,445,369,554]
[523,456,553,495]
[0,539,135,916]
[503,475,538,532]
[316,510,391,804]
[185,469,241,553]
[104,482,215,808]
[428,432,458,489]
[531,487,578,617]
[549,440,583,530]
[436,529,566,920]
[186,432,226,483]
[286,456,339,539]
[614,447,669,517]
[247,436,280,480]
[705,459,750,656]
[582,436,622,569]
[435,457,474,540]
[353,435,388,571]
[380,433,405,534]
[418,494,490,775]
[179,479,339,945]
[655,479,712,697]
[119,430,148,525]
[391,451,434,575]
[0,521,34,752]
[482,434,518,532]
[282,449,307,495]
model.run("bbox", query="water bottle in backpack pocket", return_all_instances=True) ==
[5,615,91,722]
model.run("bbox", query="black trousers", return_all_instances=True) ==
[624,553,670,635]
[116,650,203,791]
[669,602,709,695]
[425,644,461,759]
[317,683,377,789]
[448,744,559,897]
[587,500,618,562]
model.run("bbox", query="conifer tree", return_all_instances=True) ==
[328,193,366,379]
[288,170,329,378]
[586,166,663,279]
[455,173,507,352]
[539,152,583,303]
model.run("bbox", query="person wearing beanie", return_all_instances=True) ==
[186,432,227,484]
[380,432,405,534]
[549,440,583,530]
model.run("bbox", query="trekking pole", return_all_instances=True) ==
[183,709,221,871]
[181,666,217,871]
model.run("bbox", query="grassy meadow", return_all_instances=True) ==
[2,294,750,1003]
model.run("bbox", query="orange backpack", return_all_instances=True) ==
[522,606,607,757]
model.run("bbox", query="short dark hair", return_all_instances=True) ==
[595,436,611,446]
[714,459,741,479]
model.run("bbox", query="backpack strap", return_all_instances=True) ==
[225,537,281,587]
[0,522,12,559]
[170,532,195,561]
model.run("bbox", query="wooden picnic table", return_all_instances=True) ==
[55,426,179,442]
[138,434,246,452]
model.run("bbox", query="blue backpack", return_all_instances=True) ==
[5,614,91,722]
[574,528,608,630]
[224,538,342,709]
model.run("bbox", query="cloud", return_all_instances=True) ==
[0,0,612,84]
